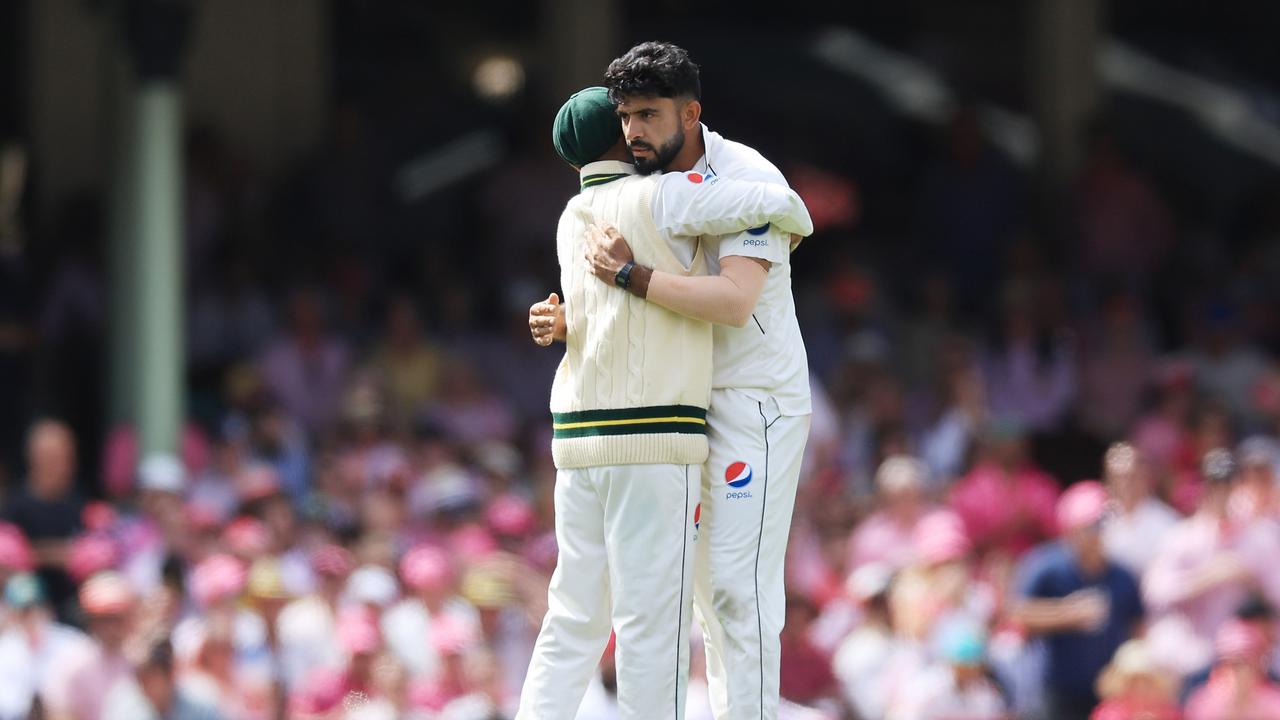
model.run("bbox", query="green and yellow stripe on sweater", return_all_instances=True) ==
[551,404,707,439]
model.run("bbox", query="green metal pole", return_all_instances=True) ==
[132,81,183,456]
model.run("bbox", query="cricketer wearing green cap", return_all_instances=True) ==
[516,88,813,720]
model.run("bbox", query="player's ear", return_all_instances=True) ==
[682,99,701,130]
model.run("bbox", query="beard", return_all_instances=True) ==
[629,131,685,175]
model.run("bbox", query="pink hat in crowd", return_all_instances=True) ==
[185,502,222,532]
[191,553,248,608]
[1057,481,1110,534]
[400,545,454,592]
[310,544,356,579]
[223,516,271,557]
[486,493,536,537]
[0,523,34,572]
[337,606,382,655]
[79,570,135,616]
[237,465,283,503]
[67,533,121,583]
[81,502,118,533]
[450,524,499,562]
[1215,618,1270,663]
[913,511,971,566]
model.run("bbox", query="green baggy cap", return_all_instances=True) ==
[552,86,621,167]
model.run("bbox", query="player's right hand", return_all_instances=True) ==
[529,292,566,347]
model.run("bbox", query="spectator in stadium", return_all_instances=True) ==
[888,618,1008,720]
[1073,120,1174,286]
[1076,290,1156,441]
[365,294,445,433]
[1144,448,1280,674]
[1185,618,1280,720]
[981,285,1077,433]
[258,288,351,438]
[1013,481,1144,720]
[382,544,480,683]
[275,543,353,691]
[0,572,91,720]
[848,455,936,572]
[1099,442,1178,576]
[42,571,137,720]
[1232,435,1278,522]
[1089,639,1179,720]
[101,638,224,720]
[948,419,1059,559]
[778,594,838,709]
[2,419,84,620]
[832,563,898,720]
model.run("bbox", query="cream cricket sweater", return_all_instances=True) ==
[550,161,712,469]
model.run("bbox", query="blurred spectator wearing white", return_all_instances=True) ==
[42,572,136,720]
[1144,448,1280,674]
[382,544,480,682]
[0,573,91,720]
[1099,442,1178,576]
[102,639,223,720]
[275,544,353,690]
[849,456,936,572]
[832,563,897,720]
[1013,481,1144,720]
[887,618,1007,720]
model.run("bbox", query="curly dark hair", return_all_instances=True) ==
[604,41,701,103]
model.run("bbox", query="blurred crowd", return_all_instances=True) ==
[4,60,1280,718]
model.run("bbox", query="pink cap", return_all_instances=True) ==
[1215,619,1270,663]
[191,553,248,608]
[237,465,283,502]
[79,570,135,615]
[0,523,34,572]
[310,544,356,578]
[223,516,271,557]
[1057,481,1109,534]
[67,533,121,582]
[450,524,498,562]
[337,606,382,655]
[400,545,454,592]
[486,494,536,537]
[185,502,222,531]
[81,502,118,532]
[913,511,971,565]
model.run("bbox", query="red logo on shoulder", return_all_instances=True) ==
[686,173,704,184]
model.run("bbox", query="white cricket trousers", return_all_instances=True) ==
[517,463,699,720]
[695,389,810,720]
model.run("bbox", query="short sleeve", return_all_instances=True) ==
[718,224,789,265]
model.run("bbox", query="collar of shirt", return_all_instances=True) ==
[578,160,635,190]
[694,123,725,178]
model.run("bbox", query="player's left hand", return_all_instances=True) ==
[583,222,634,284]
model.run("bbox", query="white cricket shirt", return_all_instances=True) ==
[653,125,812,416]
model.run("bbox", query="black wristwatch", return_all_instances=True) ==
[614,261,635,290]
